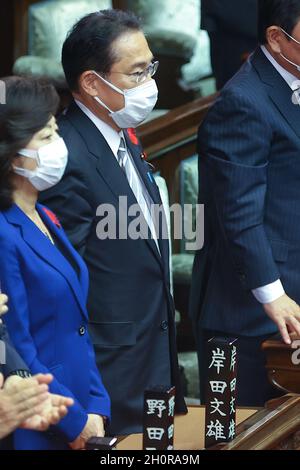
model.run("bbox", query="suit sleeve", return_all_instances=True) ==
[0,324,31,379]
[39,154,93,256]
[198,89,280,290]
[0,237,88,443]
[85,331,110,420]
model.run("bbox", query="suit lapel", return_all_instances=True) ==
[124,130,170,270]
[252,48,300,138]
[4,204,88,319]
[124,131,161,205]
[37,204,90,305]
[66,102,138,208]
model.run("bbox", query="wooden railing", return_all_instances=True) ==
[210,394,300,450]
[137,93,217,196]
[262,333,300,395]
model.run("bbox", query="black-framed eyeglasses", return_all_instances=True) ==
[109,60,159,84]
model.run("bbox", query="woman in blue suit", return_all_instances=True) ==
[0,77,110,450]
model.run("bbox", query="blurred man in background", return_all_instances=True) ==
[201,0,258,88]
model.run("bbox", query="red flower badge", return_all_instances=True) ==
[42,207,61,228]
[127,128,139,146]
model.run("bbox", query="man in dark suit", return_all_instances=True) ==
[201,0,258,89]
[40,9,187,435]
[190,0,300,407]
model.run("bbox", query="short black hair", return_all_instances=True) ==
[0,76,59,210]
[62,9,141,91]
[258,0,300,44]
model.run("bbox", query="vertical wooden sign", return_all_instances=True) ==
[143,386,176,450]
[205,337,238,448]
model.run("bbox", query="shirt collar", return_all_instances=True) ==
[261,45,300,90]
[74,99,123,158]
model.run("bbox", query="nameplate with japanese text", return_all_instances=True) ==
[205,337,238,448]
[143,386,175,450]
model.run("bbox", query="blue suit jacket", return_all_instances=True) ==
[190,48,300,336]
[0,203,110,450]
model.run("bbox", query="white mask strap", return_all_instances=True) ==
[94,96,114,113]
[280,53,300,71]
[17,148,38,159]
[280,27,300,46]
[93,71,124,95]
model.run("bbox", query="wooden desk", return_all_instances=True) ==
[117,406,257,450]
[262,333,300,394]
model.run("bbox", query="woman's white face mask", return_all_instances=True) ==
[93,71,158,129]
[14,137,68,191]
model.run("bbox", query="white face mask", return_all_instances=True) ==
[14,137,68,191]
[93,71,158,128]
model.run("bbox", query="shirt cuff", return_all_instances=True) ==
[252,279,285,304]
[7,369,32,379]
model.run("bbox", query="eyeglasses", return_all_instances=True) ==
[280,27,300,46]
[109,60,159,84]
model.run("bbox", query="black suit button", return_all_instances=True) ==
[161,320,168,331]
[79,326,86,336]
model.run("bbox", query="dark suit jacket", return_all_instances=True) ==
[190,48,300,337]
[201,0,258,39]
[40,102,187,435]
[0,323,29,378]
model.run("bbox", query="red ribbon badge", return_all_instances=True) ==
[42,207,61,228]
[127,128,139,146]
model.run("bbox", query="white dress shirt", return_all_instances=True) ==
[251,47,298,304]
[75,99,160,253]
[261,45,300,89]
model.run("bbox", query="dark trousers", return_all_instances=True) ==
[195,328,283,407]
[208,31,257,89]
[0,434,14,450]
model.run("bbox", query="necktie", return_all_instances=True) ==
[117,137,160,253]
[117,137,128,172]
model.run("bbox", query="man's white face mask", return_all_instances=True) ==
[92,71,158,129]
[14,137,68,191]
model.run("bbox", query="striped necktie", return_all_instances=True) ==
[117,137,128,172]
[117,137,160,254]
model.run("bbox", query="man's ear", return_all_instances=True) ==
[79,71,102,97]
[266,26,284,54]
